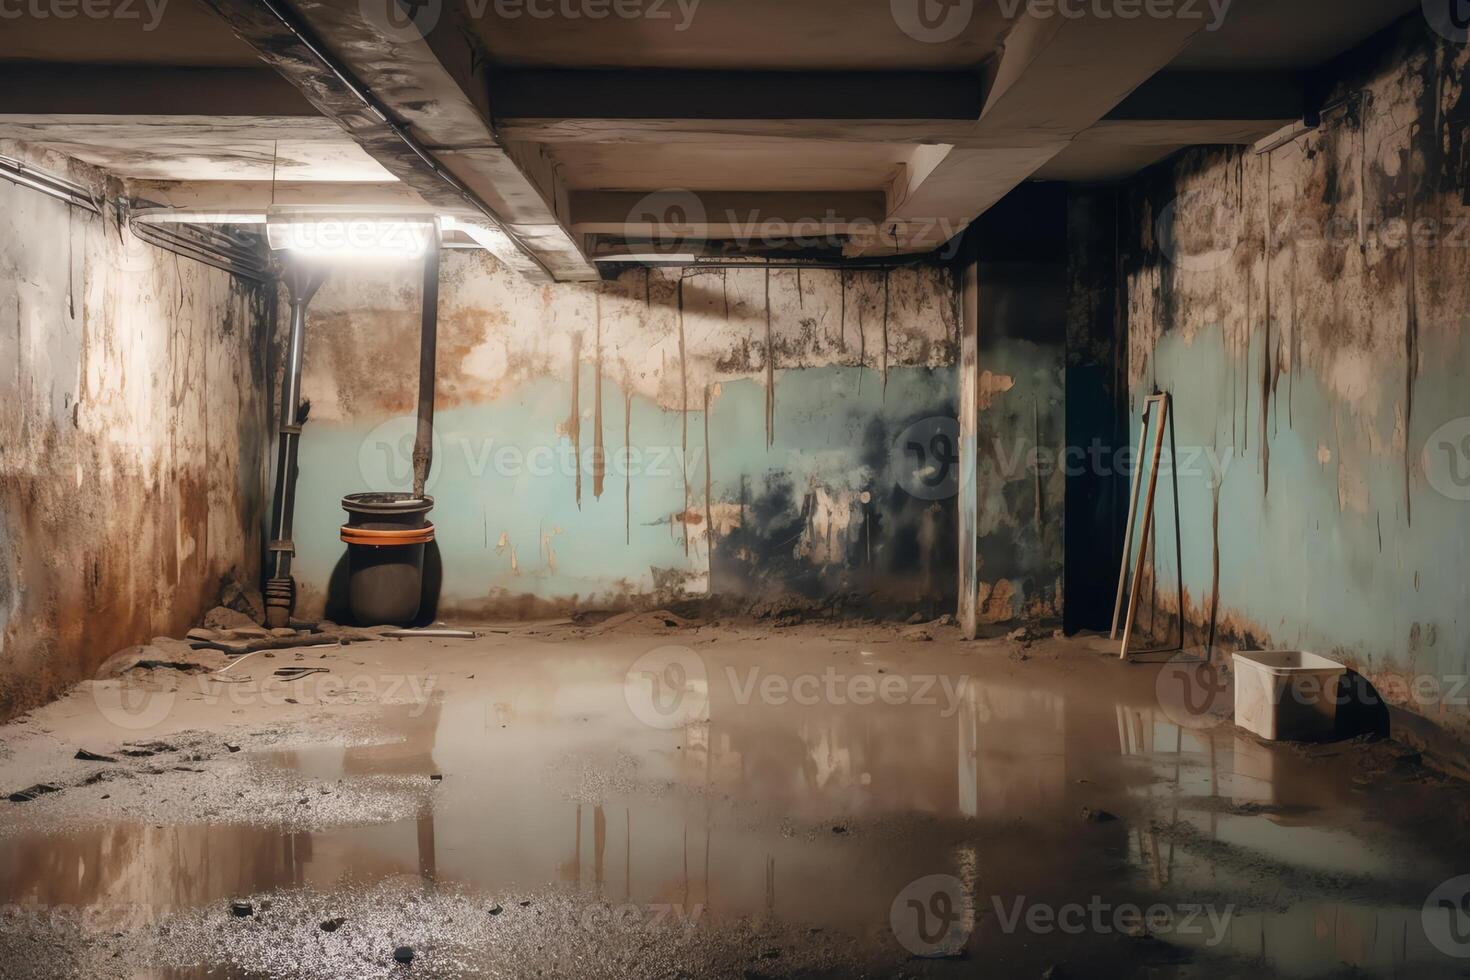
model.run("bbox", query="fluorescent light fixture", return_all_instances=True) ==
[133,210,267,225]
[265,207,438,259]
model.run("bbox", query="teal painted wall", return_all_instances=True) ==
[1120,18,1470,757]
[286,259,960,619]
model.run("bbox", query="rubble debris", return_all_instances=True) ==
[219,571,267,625]
[585,609,701,634]
[73,749,116,762]
[383,629,478,639]
[121,741,176,758]
[571,609,618,626]
[186,622,388,657]
[192,633,333,657]
[133,659,210,673]
[95,644,188,679]
[487,905,503,916]
[204,606,260,631]
[228,627,273,639]
[393,945,415,964]
[8,783,60,803]
[744,594,826,622]
[320,918,346,932]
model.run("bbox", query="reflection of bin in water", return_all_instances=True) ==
[340,492,435,626]
[1233,651,1347,742]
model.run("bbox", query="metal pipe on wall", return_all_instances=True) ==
[265,258,328,627]
[412,243,439,499]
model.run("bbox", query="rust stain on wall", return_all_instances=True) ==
[623,385,632,546]
[593,290,606,500]
[678,278,689,555]
[977,579,1018,624]
[0,143,272,721]
[764,267,775,449]
[567,331,583,509]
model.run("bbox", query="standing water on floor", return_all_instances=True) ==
[0,628,1467,978]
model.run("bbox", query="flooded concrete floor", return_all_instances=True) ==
[1,620,1468,978]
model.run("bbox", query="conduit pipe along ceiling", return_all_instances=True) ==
[133,205,517,261]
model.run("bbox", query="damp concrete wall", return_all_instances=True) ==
[0,143,274,721]
[288,255,960,620]
[960,188,1072,629]
[1120,16,1470,762]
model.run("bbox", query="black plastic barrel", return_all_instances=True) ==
[340,492,435,626]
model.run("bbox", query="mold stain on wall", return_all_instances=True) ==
[1120,18,1470,756]
[289,257,961,619]
[0,142,273,721]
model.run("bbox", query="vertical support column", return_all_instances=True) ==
[957,254,981,640]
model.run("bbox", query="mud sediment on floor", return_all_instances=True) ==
[0,627,1467,978]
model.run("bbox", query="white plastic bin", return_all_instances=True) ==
[1232,651,1347,741]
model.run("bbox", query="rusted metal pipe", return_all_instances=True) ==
[412,241,439,498]
[265,257,328,626]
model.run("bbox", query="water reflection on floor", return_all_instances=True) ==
[0,632,1465,977]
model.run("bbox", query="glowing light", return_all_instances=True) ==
[265,208,437,259]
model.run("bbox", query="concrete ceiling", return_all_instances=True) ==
[465,0,1014,70]
[0,117,390,182]
[2,0,264,65]
[0,0,1425,278]
[549,141,912,192]
[1171,0,1419,70]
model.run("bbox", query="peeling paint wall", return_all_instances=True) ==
[290,256,961,619]
[0,143,274,720]
[1120,17,1470,760]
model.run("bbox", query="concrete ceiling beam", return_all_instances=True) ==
[569,189,886,242]
[495,118,980,146]
[0,65,321,117]
[126,179,435,212]
[198,0,596,281]
[492,69,982,148]
[853,10,1210,256]
[491,70,985,122]
[494,72,1303,149]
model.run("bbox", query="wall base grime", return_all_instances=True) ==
[0,144,274,721]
